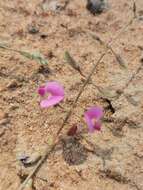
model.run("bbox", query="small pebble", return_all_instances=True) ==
[42,0,68,12]
[0,118,10,126]
[28,25,39,34]
[0,110,7,120]
[38,65,51,76]
[6,80,21,90]
[40,33,48,39]
[18,152,41,166]
[86,0,107,14]
[0,111,9,126]
[0,128,5,137]
[0,85,5,92]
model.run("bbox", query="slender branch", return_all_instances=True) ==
[120,61,143,95]
[57,52,106,135]
[88,32,127,68]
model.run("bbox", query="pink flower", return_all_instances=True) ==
[84,106,103,132]
[38,81,64,108]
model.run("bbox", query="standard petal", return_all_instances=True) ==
[85,106,103,120]
[40,96,64,108]
[85,114,95,133]
[45,82,64,96]
[38,81,65,108]
[84,106,103,133]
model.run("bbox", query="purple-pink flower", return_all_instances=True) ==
[38,81,64,108]
[84,106,103,133]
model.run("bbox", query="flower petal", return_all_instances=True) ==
[45,82,64,96]
[84,106,103,133]
[38,86,46,96]
[85,114,95,132]
[40,95,64,108]
[38,81,64,108]
[85,106,103,120]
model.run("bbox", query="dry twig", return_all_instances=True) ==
[89,32,127,69]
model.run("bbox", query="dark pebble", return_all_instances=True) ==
[86,0,107,14]
[38,65,51,76]
[28,25,39,34]
[40,34,48,39]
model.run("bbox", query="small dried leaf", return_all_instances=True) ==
[89,32,103,45]
[125,94,138,106]
[65,51,80,70]
[67,125,78,136]
[20,51,33,59]
[47,136,54,146]
[133,1,137,17]
[115,54,127,69]
[97,87,120,99]
[0,43,8,49]
[64,51,84,76]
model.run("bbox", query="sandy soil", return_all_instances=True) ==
[0,0,143,190]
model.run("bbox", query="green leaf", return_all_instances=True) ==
[0,41,48,65]
[20,51,48,65]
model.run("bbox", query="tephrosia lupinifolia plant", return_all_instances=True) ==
[38,81,103,134]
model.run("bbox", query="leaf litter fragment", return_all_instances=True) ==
[132,0,137,18]
[64,51,85,77]
[114,53,127,69]
[97,86,122,100]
